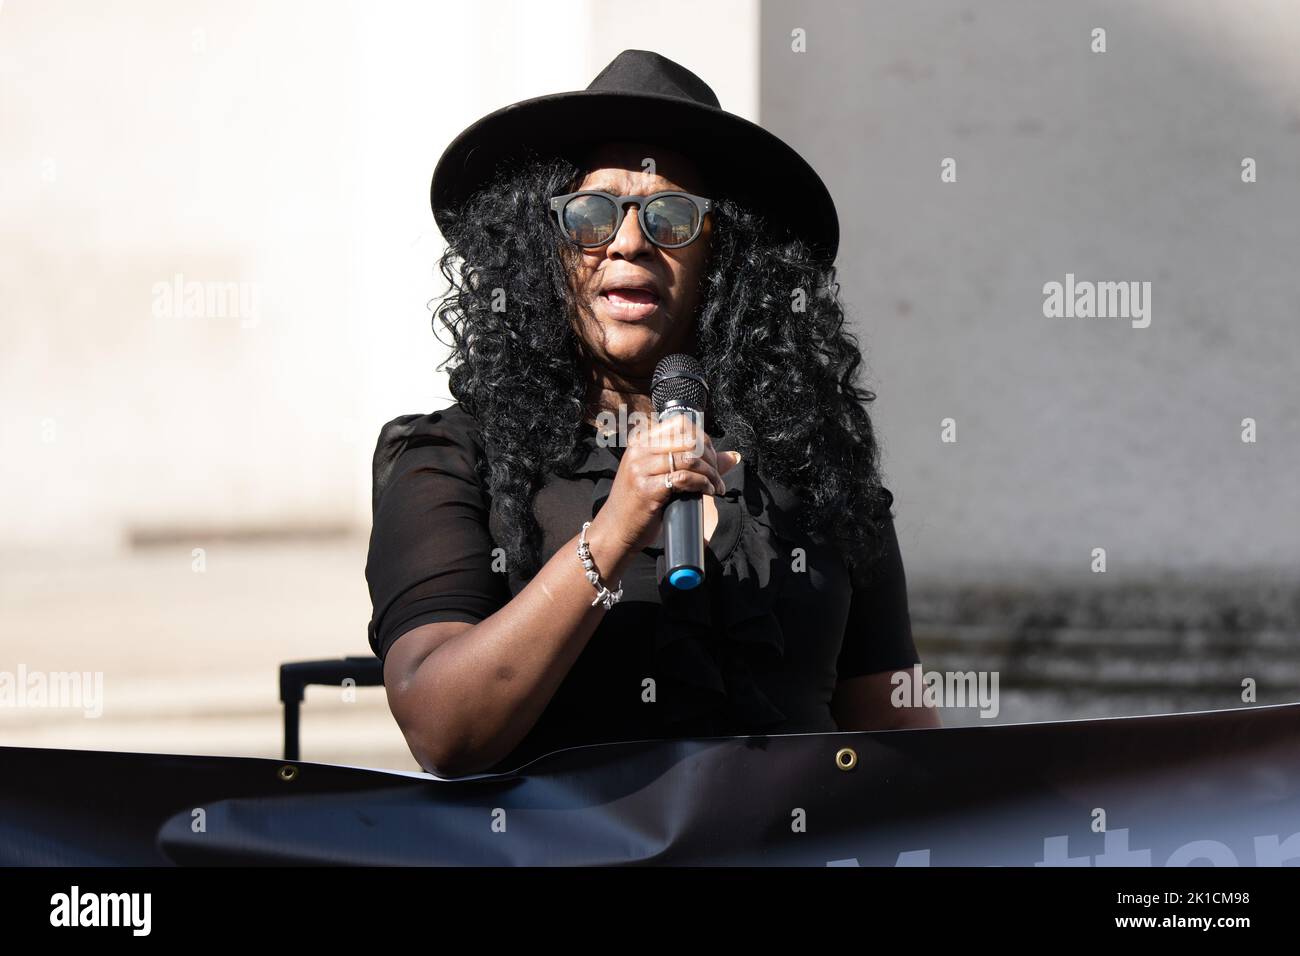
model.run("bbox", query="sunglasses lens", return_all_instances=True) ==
[561,194,618,245]
[643,195,700,246]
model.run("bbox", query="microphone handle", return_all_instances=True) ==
[660,406,705,589]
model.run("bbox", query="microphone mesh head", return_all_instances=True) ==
[652,354,709,413]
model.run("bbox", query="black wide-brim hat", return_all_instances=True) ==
[430,49,839,263]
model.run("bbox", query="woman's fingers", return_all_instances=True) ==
[631,416,705,455]
[719,449,742,476]
[641,466,714,499]
[666,449,724,496]
[605,416,745,555]
[629,416,743,496]
[673,429,744,495]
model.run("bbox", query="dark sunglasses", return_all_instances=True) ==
[549,190,712,249]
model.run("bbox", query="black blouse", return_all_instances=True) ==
[365,402,919,772]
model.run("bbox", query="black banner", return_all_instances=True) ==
[2,702,1299,866]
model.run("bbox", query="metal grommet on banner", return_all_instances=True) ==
[278,765,299,782]
[835,747,857,771]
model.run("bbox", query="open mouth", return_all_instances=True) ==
[600,287,661,318]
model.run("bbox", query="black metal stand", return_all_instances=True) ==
[278,656,384,760]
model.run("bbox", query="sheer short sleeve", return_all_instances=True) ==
[365,404,510,664]
[834,487,921,680]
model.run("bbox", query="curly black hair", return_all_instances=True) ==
[433,154,892,581]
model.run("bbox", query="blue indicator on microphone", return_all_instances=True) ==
[669,568,703,589]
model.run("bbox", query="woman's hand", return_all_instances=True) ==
[592,414,742,556]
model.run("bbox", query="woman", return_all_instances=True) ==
[366,50,939,778]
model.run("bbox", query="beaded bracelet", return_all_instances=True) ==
[577,521,623,610]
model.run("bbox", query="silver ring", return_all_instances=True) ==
[664,471,674,490]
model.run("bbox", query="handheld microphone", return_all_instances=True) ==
[652,353,710,590]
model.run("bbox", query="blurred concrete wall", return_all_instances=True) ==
[761,0,1300,583]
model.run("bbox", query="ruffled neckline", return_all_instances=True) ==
[567,419,802,735]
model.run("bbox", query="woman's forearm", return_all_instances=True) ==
[397,514,635,776]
